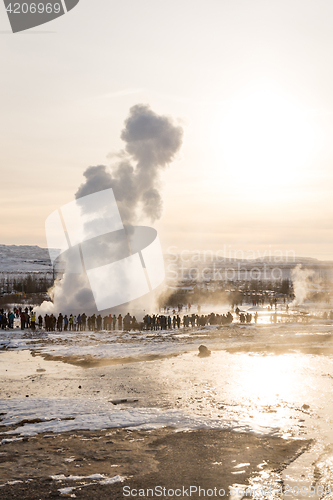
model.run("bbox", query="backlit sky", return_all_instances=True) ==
[1,0,333,260]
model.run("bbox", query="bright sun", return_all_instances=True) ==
[215,87,317,194]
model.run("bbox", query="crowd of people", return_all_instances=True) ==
[143,311,234,329]
[0,309,16,329]
[0,307,133,331]
[5,301,333,331]
[0,306,235,332]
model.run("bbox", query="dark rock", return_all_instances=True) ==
[198,345,211,357]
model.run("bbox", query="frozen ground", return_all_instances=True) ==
[0,244,52,273]
[2,315,333,497]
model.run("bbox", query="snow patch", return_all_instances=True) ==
[56,474,125,496]
[1,398,279,437]
[1,437,23,445]
[51,473,106,481]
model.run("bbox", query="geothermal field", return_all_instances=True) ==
[1,103,333,498]
[4,1,333,499]
[1,302,333,499]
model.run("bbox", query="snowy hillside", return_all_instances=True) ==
[0,245,52,274]
[1,244,332,281]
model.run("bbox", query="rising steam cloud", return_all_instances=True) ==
[76,104,183,224]
[38,105,183,316]
[291,264,315,306]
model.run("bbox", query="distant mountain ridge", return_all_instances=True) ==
[0,244,331,275]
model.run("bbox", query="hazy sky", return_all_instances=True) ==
[1,0,333,260]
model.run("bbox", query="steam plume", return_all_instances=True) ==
[291,264,315,306]
[38,105,183,316]
[76,104,183,224]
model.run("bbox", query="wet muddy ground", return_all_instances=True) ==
[1,320,333,498]
[0,427,309,499]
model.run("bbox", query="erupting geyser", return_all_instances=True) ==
[38,104,183,316]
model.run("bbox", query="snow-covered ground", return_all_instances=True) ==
[0,327,213,359]
[2,316,333,495]
[1,319,333,437]
[0,244,52,274]
[1,397,278,438]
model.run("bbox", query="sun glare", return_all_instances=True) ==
[214,88,317,194]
